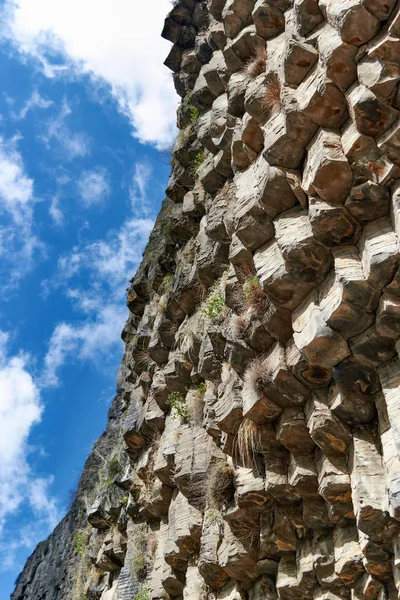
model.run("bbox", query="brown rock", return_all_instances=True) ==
[302,129,353,204]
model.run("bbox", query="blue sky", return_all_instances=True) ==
[0,0,176,596]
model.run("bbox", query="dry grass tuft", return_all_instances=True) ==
[244,45,267,79]
[231,515,260,549]
[188,461,235,510]
[233,313,249,339]
[261,73,281,113]
[135,349,151,371]
[245,356,274,392]
[235,419,262,469]
[243,276,267,312]
[207,461,235,509]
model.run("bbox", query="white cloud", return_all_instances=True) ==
[40,99,90,160]
[41,215,153,385]
[0,331,59,558]
[0,135,42,290]
[1,0,178,148]
[0,136,34,216]
[77,168,110,207]
[129,162,152,217]
[49,196,63,225]
[41,303,127,387]
[16,88,53,119]
[86,218,154,286]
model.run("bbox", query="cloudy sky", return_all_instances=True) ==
[0,0,175,595]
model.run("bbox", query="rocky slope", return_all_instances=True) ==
[12,1,400,599]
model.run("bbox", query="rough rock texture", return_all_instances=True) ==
[12,1,400,600]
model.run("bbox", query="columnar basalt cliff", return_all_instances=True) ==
[12,1,400,599]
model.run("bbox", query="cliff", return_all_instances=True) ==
[12,1,400,599]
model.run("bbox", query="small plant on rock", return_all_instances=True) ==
[194,151,205,170]
[166,391,188,419]
[261,73,281,113]
[243,276,267,312]
[244,45,267,79]
[199,284,225,321]
[206,461,235,509]
[133,588,150,600]
[73,526,92,557]
[183,90,199,125]
[197,382,207,395]
[235,419,262,469]
[134,553,148,580]
[246,355,274,392]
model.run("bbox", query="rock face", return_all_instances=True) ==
[12,1,400,600]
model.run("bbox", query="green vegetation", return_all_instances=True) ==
[194,152,204,170]
[97,454,123,489]
[197,382,207,395]
[198,285,225,321]
[158,273,174,295]
[73,526,92,557]
[133,588,150,600]
[166,391,188,419]
[182,91,199,125]
[134,552,147,580]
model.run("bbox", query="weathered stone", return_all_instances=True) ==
[233,165,274,250]
[333,525,364,586]
[260,504,298,557]
[358,217,399,289]
[358,58,400,101]
[218,520,260,582]
[276,407,315,455]
[252,0,285,40]
[243,367,282,424]
[199,511,230,588]
[214,363,243,434]
[305,394,351,456]
[347,84,399,139]
[227,72,248,117]
[293,0,324,37]
[293,292,350,368]
[319,271,374,340]
[286,339,333,390]
[315,451,353,522]
[350,425,400,543]
[296,66,348,129]
[264,447,301,504]
[317,23,358,90]
[222,0,254,39]
[236,465,270,509]
[319,0,380,46]
[255,239,314,310]
[284,40,318,87]
[263,112,309,169]
[253,342,310,408]
[303,129,353,204]
[377,118,400,166]
[276,552,310,600]
[345,181,390,222]
[375,389,400,521]
[18,3,400,600]
[309,200,359,248]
